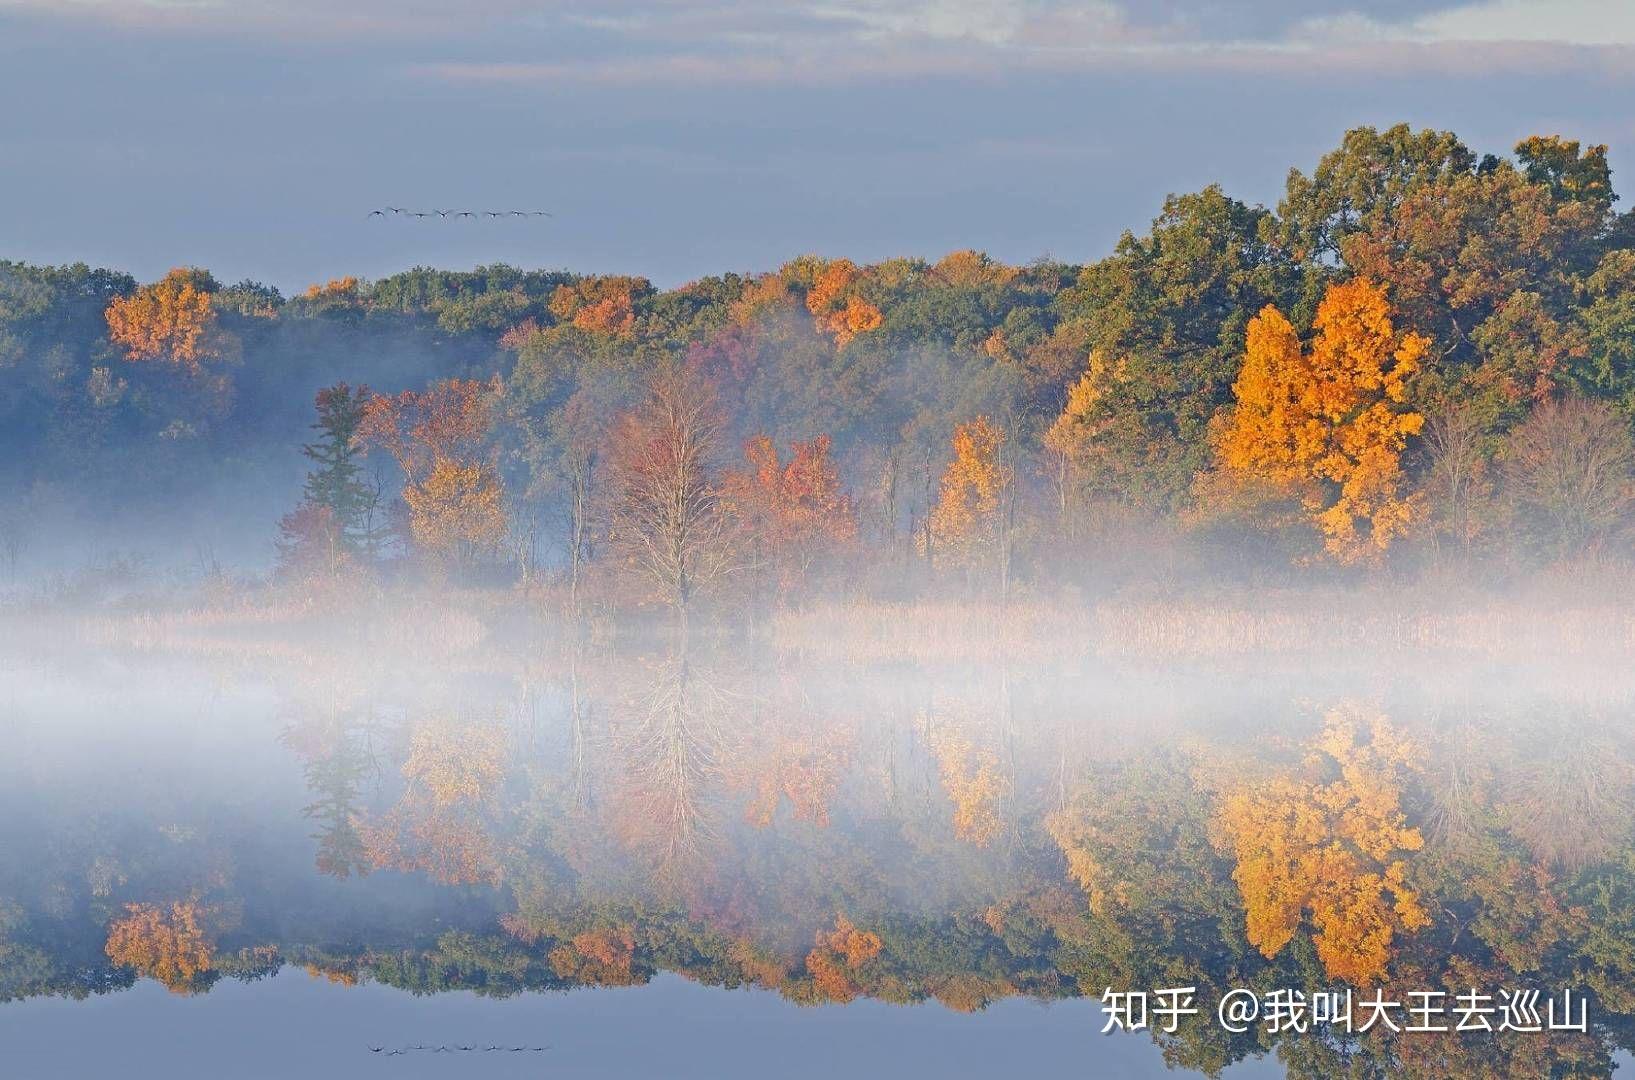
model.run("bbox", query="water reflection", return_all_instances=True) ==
[3,647,1635,1077]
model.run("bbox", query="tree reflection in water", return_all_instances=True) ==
[1,649,1633,1077]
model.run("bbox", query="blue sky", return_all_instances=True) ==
[2,0,1633,292]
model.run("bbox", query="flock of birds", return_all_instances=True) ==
[366,207,551,220]
[368,1043,550,1055]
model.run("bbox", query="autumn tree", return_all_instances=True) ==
[927,416,1014,591]
[105,268,232,368]
[357,377,507,569]
[926,724,1006,846]
[104,901,214,994]
[805,915,883,1003]
[362,719,508,887]
[1043,352,1114,532]
[1048,186,1300,508]
[1215,708,1430,986]
[607,365,732,618]
[547,275,652,335]
[1281,126,1616,429]
[1213,279,1427,562]
[803,258,884,348]
[722,433,856,605]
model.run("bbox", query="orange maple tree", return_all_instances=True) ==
[1214,278,1427,562]
[105,268,228,368]
[357,377,507,562]
[724,433,857,597]
[104,900,214,993]
[927,415,1011,566]
[804,259,883,347]
[1215,707,1430,985]
[805,915,883,1002]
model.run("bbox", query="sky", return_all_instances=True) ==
[2,0,1634,293]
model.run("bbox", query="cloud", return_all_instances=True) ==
[6,0,1635,83]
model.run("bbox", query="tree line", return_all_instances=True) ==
[6,124,1635,611]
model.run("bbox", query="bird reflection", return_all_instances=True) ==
[369,1044,549,1054]
[366,206,551,220]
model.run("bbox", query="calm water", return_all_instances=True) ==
[2,645,1632,1078]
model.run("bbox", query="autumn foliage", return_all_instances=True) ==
[105,268,227,368]
[804,259,884,347]
[724,434,857,598]
[805,915,883,1002]
[1214,279,1427,562]
[362,720,508,886]
[358,378,507,564]
[104,901,214,993]
[1215,708,1430,985]
[928,416,1011,566]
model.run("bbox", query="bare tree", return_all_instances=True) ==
[1422,402,1492,552]
[1504,396,1635,556]
[608,365,732,622]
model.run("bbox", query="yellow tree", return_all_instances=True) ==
[1215,707,1430,985]
[357,377,507,567]
[805,915,883,1003]
[927,725,1006,846]
[804,258,883,347]
[1042,353,1116,530]
[1214,279,1427,562]
[400,459,507,557]
[105,268,231,368]
[104,901,214,993]
[361,719,508,887]
[928,416,1013,583]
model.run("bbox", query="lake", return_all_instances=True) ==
[1,642,1630,1078]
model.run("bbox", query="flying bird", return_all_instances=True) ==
[367,209,385,218]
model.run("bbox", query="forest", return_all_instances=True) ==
[6,123,1635,623]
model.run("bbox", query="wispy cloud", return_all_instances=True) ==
[6,0,1634,82]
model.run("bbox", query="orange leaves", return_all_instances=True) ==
[549,276,647,335]
[104,901,214,993]
[1214,279,1426,562]
[358,377,498,482]
[931,249,1016,289]
[403,721,507,809]
[357,377,506,562]
[927,724,1006,846]
[804,259,883,347]
[401,460,507,556]
[572,293,635,334]
[301,276,360,301]
[928,416,1010,563]
[105,268,225,368]
[735,725,850,829]
[1215,707,1429,986]
[362,720,508,886]
[548,927,639,986]
[727,273,796,326]
[1043,353,1113,466]
[723,433,857,597]
[805,915,883,1002]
